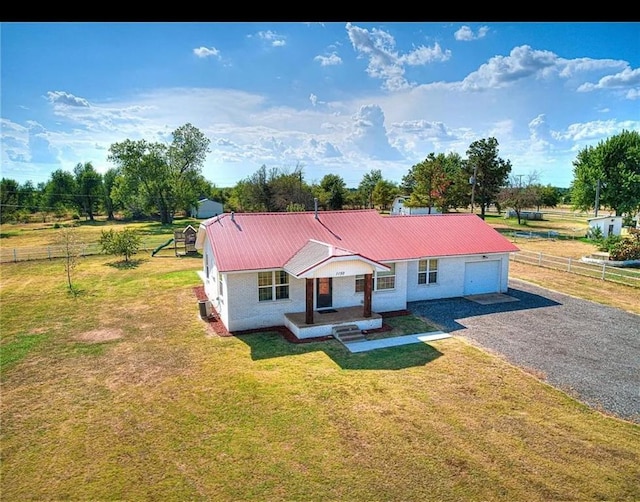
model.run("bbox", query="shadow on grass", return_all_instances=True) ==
[106,258,147,269]
[235,332,443,370]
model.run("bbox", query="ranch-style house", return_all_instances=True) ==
[195,208,519,339]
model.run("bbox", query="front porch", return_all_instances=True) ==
[284,306,383,339]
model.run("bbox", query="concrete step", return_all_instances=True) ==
[333,324,366,343]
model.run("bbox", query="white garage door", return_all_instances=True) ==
[464,260,501,295]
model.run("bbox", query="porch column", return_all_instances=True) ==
[305,278,314,325]
[363,273,372,318]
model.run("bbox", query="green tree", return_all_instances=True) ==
[358,169,383,209]
[571,130,640,216]
[536,184,561,209]
[17,181,40,214]
[107,123,211,224]
[497,174,541,225]
[0,178,20,223]
[99,227,141,262]
[73,162,103,221]
[466,137,512,219]
[229,165,313,212]
[269,166,314,211]
[441,152,472,211]
[44,169,77,216]
[372,179,398,211]
[318,174,347,210]
[102,168,119,220]
[405,153,451,213]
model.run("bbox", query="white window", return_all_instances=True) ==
[258,270,290,302]
[418,259,438,285]
[375,263,395,290]
[355,274,372,293]
[355,265,396,292]
[218,272,224,297]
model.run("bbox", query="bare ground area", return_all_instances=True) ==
[74,328,124,343]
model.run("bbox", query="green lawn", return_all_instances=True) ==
[1,252,639,501]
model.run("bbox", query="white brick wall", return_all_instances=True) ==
[199,255,511,332]
[406,254,510,302]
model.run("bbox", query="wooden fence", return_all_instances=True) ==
[0,237,174,264]
[510,250,640,288]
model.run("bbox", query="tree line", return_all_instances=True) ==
[2,126,638,225]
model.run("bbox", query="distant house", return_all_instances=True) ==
[390,196,441,216]
[588,215,623,237]
[195,208,519,339]
[191,198,223,219]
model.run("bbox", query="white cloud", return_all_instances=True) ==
[399,43,451,66]
[306,138,342,158]
[347,104,403,160]
[346,22,451,92]
[577,67,640,94]
[529,114,553,143]
[454,25,489,41]
[626,88,640,100]
[461,45,559,90]
[558,57,627,78]
[314,52,342,66]
[309,93,318,106]
[256,30,286,47]
[193,46,221,59]
[46,91,90,107]
[558,119,638,142]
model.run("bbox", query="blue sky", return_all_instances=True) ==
[2,22,639,189]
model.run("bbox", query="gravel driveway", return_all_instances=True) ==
[408,278,640,423]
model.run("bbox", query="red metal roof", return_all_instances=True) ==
[200,210,520,273]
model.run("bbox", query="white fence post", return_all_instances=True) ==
[13,249,17,262]
[568,257,572,272]
[538,252,542,265]
[602,262,606,280]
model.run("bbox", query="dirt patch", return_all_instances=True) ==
[75,328,124,343]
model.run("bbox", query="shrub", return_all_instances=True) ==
[609,239,640,261]
[597,235,622,253]
[609,229,640,261]
[587,226,603,241]
[99,227,141,262]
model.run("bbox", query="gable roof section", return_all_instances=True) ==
[283,239,390,278]
[199,210,519,273]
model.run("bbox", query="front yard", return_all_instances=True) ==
[1,253,638,501]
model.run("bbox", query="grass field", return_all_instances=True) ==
[1,214,639,501]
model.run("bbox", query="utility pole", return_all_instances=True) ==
[516,174,524,187]
[594,179,601,217]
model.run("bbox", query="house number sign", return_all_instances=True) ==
[335,271,345,276]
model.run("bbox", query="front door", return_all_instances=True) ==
[316,278,333,309]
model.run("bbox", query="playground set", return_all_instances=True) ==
[151,225,199,257]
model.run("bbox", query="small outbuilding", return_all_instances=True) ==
[588,215,623,237]
[390,196,441,216]
[191,198,223,219]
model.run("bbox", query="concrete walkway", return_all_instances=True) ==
[343,331,451,353]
